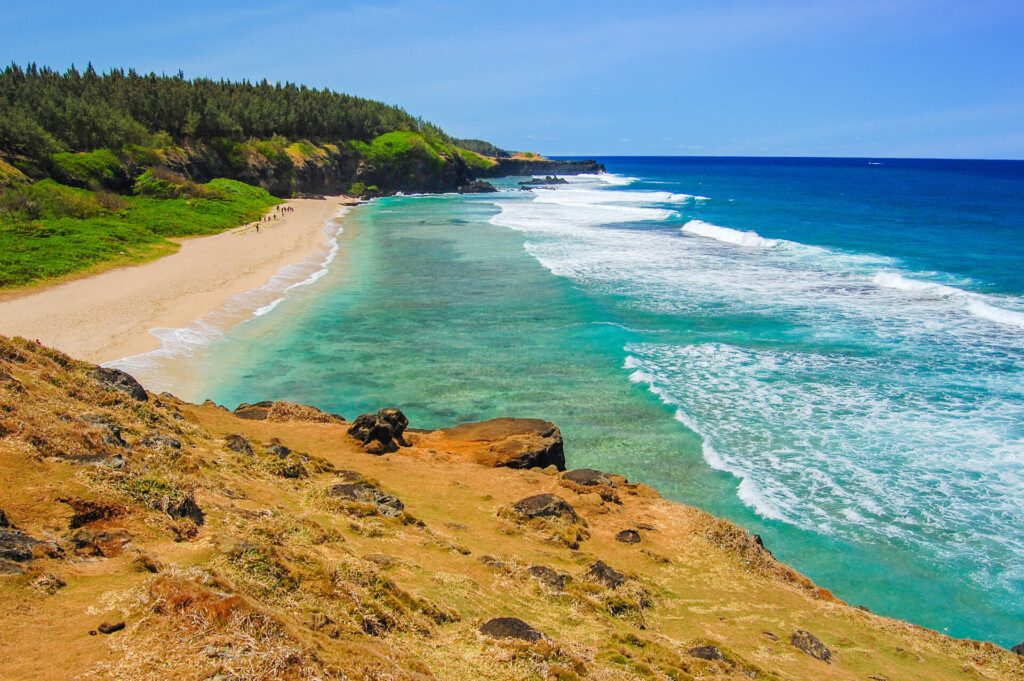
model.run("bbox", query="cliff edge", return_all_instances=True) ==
[1,336,1020,680]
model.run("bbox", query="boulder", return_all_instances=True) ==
[527,565,569,591]
[791,629,831,662]
[419,418,565,470]
[0,509,9,528]
[224,434,253,455]
[518,176,569,186]
[562,468,614,487]
[138,434,182,450]
[0,526,62,573]
[348,408,409,453]
[97,621,125,634]
[512,494,578,522]
[1011,642,1024,656]
[688,645,724,661]
[91,367,147,401]
[166,495,205,526]
[328,482,404,518]
[457,180,498,194]
[478,617,546,642]
[265,440,292,458]
[615,529,641,544]
[587,560,626,589]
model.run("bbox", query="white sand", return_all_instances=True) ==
[0,196,355,364]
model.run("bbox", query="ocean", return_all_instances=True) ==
[116,156,1024,646]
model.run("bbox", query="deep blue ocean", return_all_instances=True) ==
[117,157,1024,646]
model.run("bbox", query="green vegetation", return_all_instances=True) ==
[0,63,513,287]
[456,147,499,172]
[51,148,121,188]
[0,177,277,288]
[452,138,509,158]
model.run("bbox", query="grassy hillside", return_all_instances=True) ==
[1,336,1020,680]
[0,176,277,289]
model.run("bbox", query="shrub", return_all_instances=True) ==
[51,148,121,188]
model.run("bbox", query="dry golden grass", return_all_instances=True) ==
[1,335,1022,680]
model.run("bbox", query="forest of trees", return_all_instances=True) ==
[0,63,450,162]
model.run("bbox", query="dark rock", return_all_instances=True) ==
[512,494,578,521]
[615,529,641,544]
[1011,642,1024,655]
[518,176,569,186]
[377,408,409,444]
[167,495,205,526]
[791,629,831,662]
[688,645,724,661]
[266,439,291,458]
[0,526,62,569]
[334,469,366,483]
[83,415,128,448]
[224,434,253,455]
[457,180,498,193]
[139,434,182,450]
[233,400,275,420]
[587,560,626,589]
[479,617,546,642]
[328,482,404,517]
[527,565,569,591]
[97,621,125,634]
[59,497,122,528]
[563,468,614,487]
[348,408,410,453]
[91,367,147,401]
[0,509,9,528]
[0,527,38,563]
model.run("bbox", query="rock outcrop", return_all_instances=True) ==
[233,400,345,424]
[348,408,410,454]
[412,417,565,470]
[791,629,832,662]
[478,617,546,642]
[91,367,148,401]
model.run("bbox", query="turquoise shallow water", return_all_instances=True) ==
[117,158,1024,646]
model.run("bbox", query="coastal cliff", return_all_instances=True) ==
[476,157,607,178]
[2,335,1021,680]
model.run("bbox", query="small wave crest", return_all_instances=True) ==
[873,272,1024,329]
[681,219,779,248]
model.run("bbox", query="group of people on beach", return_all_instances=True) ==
[254,204,293,233]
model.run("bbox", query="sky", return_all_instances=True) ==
[3,0,1024,158]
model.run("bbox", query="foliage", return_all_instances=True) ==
[452,138,509,158]
[132,167,227,199]
[456,147,498,172]
[0,177,277,288]
[0,62,434,159]
[51,148,121,187]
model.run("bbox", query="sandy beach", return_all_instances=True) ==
[0,196,355,364]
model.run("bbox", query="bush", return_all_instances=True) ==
[133,168,227,200]
[51,148,121,188]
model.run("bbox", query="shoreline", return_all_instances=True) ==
[0,196,357,365]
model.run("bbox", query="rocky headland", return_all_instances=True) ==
[1,335,1020,679]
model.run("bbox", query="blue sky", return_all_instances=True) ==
[3,0,1024,158]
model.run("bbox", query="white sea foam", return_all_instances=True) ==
[681,219,780,248]
[873,272,1024,329]
[105,209,350,393]
[487,173,1024,589]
